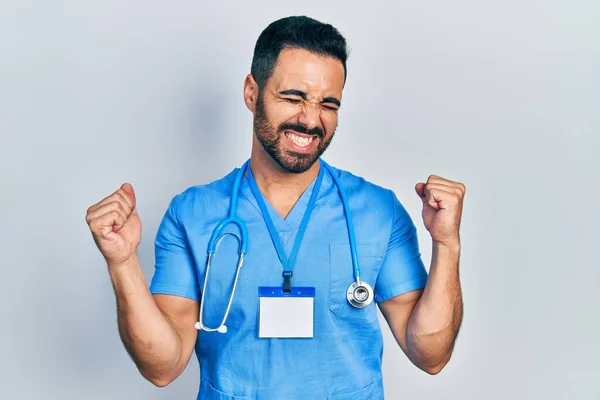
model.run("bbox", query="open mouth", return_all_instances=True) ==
[284,131,317,149]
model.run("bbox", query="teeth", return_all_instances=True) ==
[286,132,313,147]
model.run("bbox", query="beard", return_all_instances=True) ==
[253,94,335,174]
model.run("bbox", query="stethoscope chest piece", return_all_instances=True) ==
[346,281,374,308]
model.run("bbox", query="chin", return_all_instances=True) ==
[275,151,319,174]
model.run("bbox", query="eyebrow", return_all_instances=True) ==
[279,89,341,107]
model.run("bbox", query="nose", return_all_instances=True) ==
[297,101,322,132]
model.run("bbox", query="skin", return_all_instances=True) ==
[244,47,344,218]
[379,178,465,374]
[85,46,465,387]
[85,184,197,386]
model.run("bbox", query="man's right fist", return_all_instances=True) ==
[85,183,142,266]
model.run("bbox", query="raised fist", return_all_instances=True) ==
[85,183,142,266]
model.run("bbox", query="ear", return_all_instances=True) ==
[243,74,259,113]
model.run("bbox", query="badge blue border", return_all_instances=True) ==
[258,286,315,298]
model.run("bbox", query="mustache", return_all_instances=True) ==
[279,122,324,139]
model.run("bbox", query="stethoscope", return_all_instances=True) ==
[194,159,374,333]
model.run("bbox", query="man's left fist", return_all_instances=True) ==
[415,175,466,247]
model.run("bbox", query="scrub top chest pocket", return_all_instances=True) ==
[329,243,384,320]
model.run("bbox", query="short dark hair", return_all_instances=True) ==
[250,16,349,90]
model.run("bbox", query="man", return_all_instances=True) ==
[86,15,465,399]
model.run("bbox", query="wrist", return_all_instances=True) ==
[433,240,461,254]
[107,253,140,273]
[108,253,146,293]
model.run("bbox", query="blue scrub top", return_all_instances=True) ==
[150,161,428,400]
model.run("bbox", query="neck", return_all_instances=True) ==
[249,145,320,218]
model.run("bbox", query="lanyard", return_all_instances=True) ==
[247,162,324,292]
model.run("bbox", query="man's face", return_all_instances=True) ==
[253,47,345,173]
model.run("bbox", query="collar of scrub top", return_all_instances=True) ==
[247,160,325,293]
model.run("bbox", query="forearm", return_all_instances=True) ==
[109,254,182,384]
[406,242,463,373]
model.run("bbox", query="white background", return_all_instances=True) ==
[1,1,598,399]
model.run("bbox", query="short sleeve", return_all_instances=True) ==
[374,190,428,303]
[149,194,200,301]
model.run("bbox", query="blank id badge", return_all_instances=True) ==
[258,287,315,338]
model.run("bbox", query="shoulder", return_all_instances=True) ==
[167,168,239,220]
[324,161,396,218]
[324,161,419,244]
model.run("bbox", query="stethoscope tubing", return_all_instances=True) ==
[197,159,371,332]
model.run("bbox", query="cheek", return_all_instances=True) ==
[268,103,302,128]
[322,113,339,134]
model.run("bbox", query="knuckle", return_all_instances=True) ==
[108,200,121,211]
[89,218,99,231]
[116,200,127,214]
[110,191,120,203]
[108,209,120,221]
[115,191,131,209]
